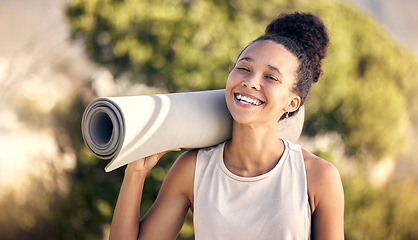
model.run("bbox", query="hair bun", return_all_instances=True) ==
[265,12,329,82]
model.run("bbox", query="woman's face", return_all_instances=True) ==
[225,40,301,126]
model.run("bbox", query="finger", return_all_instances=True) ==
[144,148,179,168]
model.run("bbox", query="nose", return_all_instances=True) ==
[242,75,261,90]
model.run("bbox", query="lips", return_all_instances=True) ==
[234,93,264,106]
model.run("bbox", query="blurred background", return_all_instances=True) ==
[0,0,417,239]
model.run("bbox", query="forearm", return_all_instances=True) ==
[109,170,147,240]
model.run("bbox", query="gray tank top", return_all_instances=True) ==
[193,140,311,239]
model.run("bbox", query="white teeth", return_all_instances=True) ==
[236,94,262,106]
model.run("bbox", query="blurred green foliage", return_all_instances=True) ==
[55,0,418,239]
[67,0,261,91]
[344,175,418,239]
[304,3,418,162]
[67,0,418,163]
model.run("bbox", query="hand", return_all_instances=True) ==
[125,148,181,174]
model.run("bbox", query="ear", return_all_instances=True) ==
[284,95,301,113]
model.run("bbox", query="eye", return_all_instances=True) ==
[265,75,279,81]
[237,66,250,72]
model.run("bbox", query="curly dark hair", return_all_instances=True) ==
[241,12,329,117]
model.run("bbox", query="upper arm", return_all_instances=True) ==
[138,150,197,240]
[303,150,345,240]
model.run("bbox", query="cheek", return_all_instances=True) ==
[225,72,238,91]
[266,88,292,108]
[225,74,235,101]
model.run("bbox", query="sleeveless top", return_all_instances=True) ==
[193,140,311,240]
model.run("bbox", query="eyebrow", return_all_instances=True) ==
[267,64,283,77]
[237,57,283,76]
[237,57,253,63]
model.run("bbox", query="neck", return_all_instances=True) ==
[224,122,285,177]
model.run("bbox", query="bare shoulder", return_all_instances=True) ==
[165,149,198,184]
[168,149,198,182]
[301,148,344,239]
[302,148,341,182]
[139,150,199,239]
[301,148,343,212]
[162,149,198,205]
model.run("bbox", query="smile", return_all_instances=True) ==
[235,93,263,106]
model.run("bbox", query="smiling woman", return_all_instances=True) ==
[109,12,344,240]
[225,41,300,126]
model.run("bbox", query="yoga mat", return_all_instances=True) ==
[81,90,304,172]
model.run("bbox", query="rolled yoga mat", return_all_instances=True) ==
[81,89,305,172]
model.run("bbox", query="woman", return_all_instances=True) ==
[109,12,344,240]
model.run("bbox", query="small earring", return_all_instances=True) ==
[285,112,289,119]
